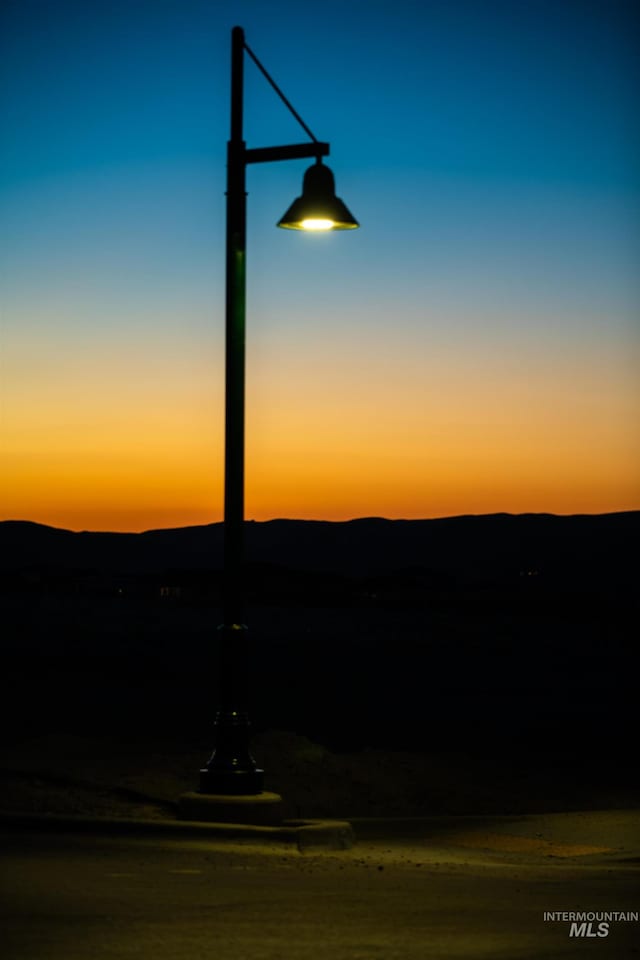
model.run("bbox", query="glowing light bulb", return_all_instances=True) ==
[301,218,334,231]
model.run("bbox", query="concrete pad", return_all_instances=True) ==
[0,811,355,851]
[178,790,284,826]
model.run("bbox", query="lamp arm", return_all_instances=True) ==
[244,142,329,165]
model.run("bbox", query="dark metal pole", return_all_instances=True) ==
[200,25,264,795]
[223,25,246,630]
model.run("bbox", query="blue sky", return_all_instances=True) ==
[1,0,638,529]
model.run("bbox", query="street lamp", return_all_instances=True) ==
[199,27,358,798]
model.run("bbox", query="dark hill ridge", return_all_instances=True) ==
[0,512,638,584]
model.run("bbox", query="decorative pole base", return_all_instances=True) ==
[199,704,264,795]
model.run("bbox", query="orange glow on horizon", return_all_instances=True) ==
[2,313,638,532]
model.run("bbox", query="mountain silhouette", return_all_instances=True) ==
[1,512,637,586]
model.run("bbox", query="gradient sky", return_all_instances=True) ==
[1,0,638,531]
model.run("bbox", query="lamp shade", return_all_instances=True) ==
[277,161,359,231]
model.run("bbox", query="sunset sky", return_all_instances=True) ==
[1,0,638,532]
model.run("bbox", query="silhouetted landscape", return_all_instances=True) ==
[2,511,638,582]
[2,512,637,808]
[0,512,640,811]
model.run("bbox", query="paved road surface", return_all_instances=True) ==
[1,830,638,959]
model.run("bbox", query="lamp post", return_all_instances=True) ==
[199,27,358,797]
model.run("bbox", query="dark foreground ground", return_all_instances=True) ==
[1,570,637,818]
[2,526,637,960]
[2,826,639,960]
